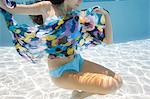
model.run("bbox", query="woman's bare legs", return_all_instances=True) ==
[50,59,123,99]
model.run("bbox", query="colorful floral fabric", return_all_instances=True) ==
[0,0,106,64]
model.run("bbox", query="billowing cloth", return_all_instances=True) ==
[0,0,106,64]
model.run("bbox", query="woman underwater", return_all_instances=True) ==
[0,0,123,98]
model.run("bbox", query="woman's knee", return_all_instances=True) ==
[76,73,122,95]
[96,76,117,94]
[113,73,123,89]
[103,74,123,94]
[90,74,123,95]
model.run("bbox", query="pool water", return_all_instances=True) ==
[0,38,150,99]
[0,0,150,99]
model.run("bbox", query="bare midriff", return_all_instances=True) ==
[47,55,75,71]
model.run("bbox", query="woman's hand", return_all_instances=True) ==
[0,0,16,9]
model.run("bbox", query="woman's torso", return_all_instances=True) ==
[42,4,75,70]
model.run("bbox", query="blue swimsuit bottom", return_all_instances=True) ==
[49,54,84,78]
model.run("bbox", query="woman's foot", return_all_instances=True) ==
[70,90,95,99]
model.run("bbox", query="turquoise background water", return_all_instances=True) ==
[0,0,150,46]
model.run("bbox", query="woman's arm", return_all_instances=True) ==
[103,13,113,44]
[94,9,113,44]
[0,0,51,15]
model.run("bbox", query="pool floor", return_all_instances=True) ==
[0,39,150,99]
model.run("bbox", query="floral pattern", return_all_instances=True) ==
[0,0,106,64]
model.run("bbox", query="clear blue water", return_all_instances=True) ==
[0,1,150,99]
[0,0,150,46]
